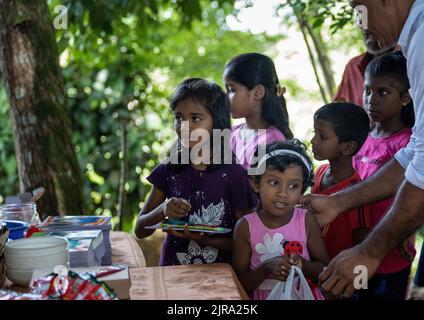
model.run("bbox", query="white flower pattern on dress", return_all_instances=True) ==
[176,199,225,264]
[255,233,285,263]
[176,240,218,264]
[189,199,225,226]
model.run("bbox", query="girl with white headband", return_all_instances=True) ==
[232,139,329,300]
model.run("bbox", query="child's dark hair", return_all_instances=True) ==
[224,53,294,140]
[365,52,415,128]
[314,102,370,155]
[167,78,231,170]
[170,78,231,130]
[251,139,314,194]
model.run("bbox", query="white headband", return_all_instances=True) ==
[257,149,312,175]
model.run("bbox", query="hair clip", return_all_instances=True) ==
[276,84,286,97]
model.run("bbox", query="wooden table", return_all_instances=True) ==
[110,233,249,300]
[110,231,146,268]
[2,231,146,290]
[129,263,249,300]
[3,232,249,300]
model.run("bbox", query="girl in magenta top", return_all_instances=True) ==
[232,140,328,300]
[353,52,416,299]
[223,53,293,169]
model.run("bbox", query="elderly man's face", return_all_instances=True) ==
[349,0,398,50]
[364,31,387,56]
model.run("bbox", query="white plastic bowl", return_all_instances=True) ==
[6,245,67,258]
[6,268,35,287]
[5,237,68,255]
[6,251,68,270]
[6,266,64,287]
[5,237,69,287]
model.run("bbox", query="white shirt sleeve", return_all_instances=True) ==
[399,24,424,189]
[395,133,416,169]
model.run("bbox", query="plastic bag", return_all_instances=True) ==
[267,266,315,300]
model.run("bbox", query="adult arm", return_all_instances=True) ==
[320,180,424,297]
[300,158,405,227]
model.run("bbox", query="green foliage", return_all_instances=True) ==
[0,0,279,231]
[278,0,354,33]
[278,0,363,50]
[0,0,362,233]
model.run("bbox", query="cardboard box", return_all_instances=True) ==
[30,265,131,299]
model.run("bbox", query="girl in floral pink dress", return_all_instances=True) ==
[232,140,329,300]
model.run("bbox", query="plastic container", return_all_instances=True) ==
[2,220,29,240]
[0,202,40,224]
[6,251,69,270]
[5,236,69,287]
[5,236,68,255]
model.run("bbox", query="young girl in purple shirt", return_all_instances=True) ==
[135,78,257,266]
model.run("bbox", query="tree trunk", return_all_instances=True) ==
[0,0,85,217]
[304,22,336,99]
[298,20,329,104]
[287,0,336,103]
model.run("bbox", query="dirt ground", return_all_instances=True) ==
[136,230,166,267]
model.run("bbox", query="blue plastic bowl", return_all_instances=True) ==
[2,220,29,240]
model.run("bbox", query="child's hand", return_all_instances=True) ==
[266,255,303,281]
[289,253,303,269]
[166,224,209,246]
[265,256,289,281]
[281,254,303,279]
[164,197,191,219]
[279,255,297,281]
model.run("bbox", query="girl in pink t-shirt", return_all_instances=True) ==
[232,140,328,300]
[223,53,293,169]
[353,52,415,300]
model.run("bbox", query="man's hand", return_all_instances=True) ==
[299,194,340,227]
[319,245,381,298]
